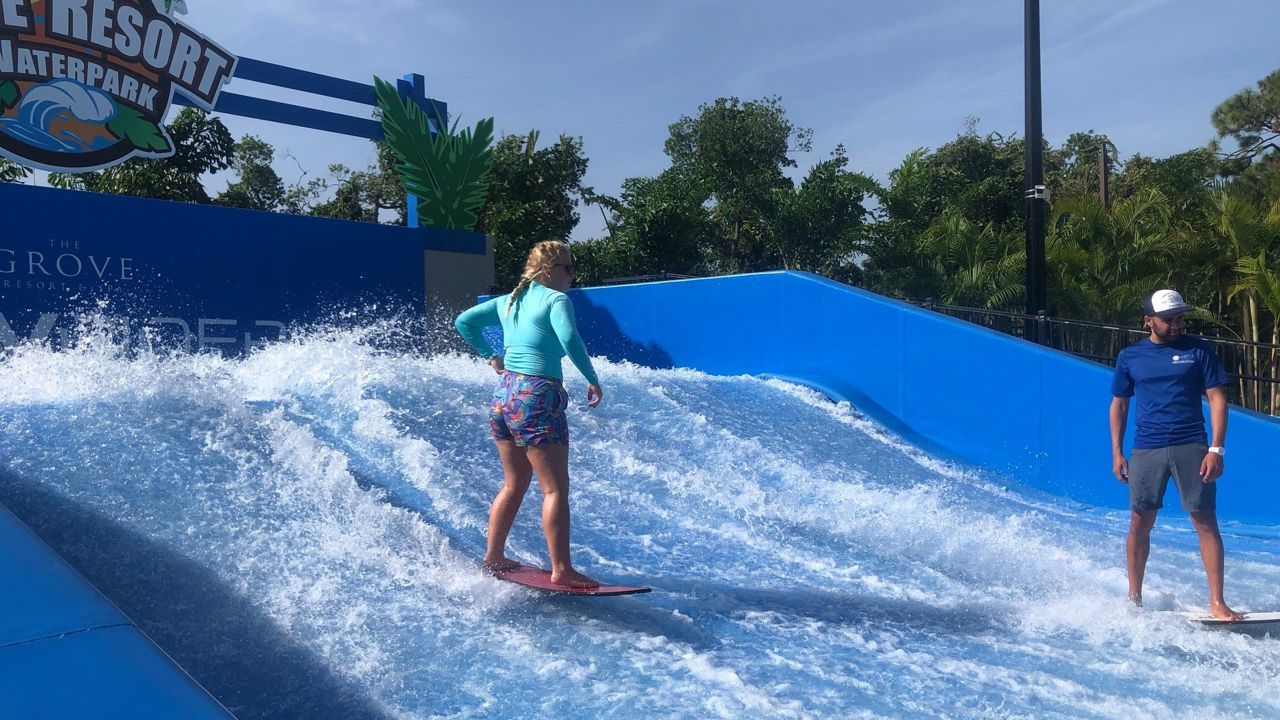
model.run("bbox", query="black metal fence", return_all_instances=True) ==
[597,272,699,286]
[913,301,1280,416]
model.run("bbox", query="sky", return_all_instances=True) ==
[71,1,1280,241]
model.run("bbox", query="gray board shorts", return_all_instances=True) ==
[1129,442,1215,512]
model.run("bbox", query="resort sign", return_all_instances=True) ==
[0,0,236,172]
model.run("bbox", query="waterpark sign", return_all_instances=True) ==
[0,0,236,172]
[0,20,483,357]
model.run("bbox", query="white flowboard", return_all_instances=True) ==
[1180,611,1280,635]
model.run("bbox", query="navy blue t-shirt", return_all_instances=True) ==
[1111,336,1227,449]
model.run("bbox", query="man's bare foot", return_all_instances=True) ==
[481,557,522,574]
[1129,593,1143,607]
[550,568,599,588]
[1209,601,1244,621]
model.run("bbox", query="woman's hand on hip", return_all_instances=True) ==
[586,383,603,408]
[488,356,505,374]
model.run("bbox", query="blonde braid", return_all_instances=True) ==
[505,275,535,317]
[505,240,571,317]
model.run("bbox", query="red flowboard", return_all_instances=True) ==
[491,564,651,596]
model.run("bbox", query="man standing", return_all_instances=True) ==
[1109,289,1243,620]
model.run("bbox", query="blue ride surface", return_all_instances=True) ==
[1,272,1279,718]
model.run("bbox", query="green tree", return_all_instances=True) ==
[1229,249,1280,411]
[862,125,1026,300]
[49,108,234,202]
[280,143,407,224]
[1111,148,1216,222]
[1047,130,1119,204]
[1046,188,1177,323]
[301,165,369,221]
[1211,69,1280,203]
[583,164,714,283]
[0,158,31,183]
[922,124,1025,232]
[860,148,935,299]
[215,135,285,211]
[772,145,877,283]
[914,211,1024,310]
[664,96,813,272]
[1212,70,1279,171]
[568,235,633,286]
[475,131,590,289]
[1203,191,1280,408]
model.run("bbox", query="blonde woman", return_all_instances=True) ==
[455,240,603,588]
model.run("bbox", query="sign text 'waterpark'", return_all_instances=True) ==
[0,0,236,172]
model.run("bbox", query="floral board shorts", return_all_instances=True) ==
[489,371,569,446]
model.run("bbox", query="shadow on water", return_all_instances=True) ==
[476,573,1004,662]
[653,576,1007,637]
[0,469,394,720]
[567,290,675,369]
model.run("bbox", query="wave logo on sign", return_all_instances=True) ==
[0,0,235,172]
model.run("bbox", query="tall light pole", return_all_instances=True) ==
[1024,0,1048,342]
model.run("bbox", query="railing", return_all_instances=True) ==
[913,301,1280,416]
[597,273,699,286]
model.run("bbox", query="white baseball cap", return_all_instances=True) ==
[1143,289,1190,317]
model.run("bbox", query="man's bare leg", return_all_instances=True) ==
[1127,510,1158,606]
[483,440,531,572]
[525,443,598,588]
[1190,510,1244,621]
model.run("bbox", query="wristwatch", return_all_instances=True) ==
[1208,446,1225,456]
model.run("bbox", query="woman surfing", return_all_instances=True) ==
[454,240,603,588]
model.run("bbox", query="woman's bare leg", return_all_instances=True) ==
[483,440,532,570]
[525,443,598,587]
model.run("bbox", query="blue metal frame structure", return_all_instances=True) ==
[171,56,447,228]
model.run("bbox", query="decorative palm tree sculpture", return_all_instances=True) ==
[374,77,493,232]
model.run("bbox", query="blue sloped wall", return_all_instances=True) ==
[562,271,1280,526]
[0,504,231,718]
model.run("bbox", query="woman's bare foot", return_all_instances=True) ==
[1209,601,1244,621]
[481,557,522,574]
[550,567,599,588]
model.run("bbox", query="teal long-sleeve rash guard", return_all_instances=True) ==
[454,281,600,386]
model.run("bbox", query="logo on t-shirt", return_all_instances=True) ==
[1171,354,1195,365]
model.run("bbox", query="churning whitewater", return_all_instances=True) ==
[1,326,1278,719]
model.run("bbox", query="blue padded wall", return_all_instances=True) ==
[0,504,231,718]
[0,183,484,353]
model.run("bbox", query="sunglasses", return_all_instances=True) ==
[554,262,575,275]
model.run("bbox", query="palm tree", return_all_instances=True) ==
[1049,189,1177,322]
[1046,189,1179,359]
[916,211,1024,310]
[1224,189,1280,413]
[1229,253,1280,413]
[1207,190,1278,407]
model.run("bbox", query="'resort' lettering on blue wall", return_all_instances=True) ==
[0,182,430,357]
[0,311,287,351]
